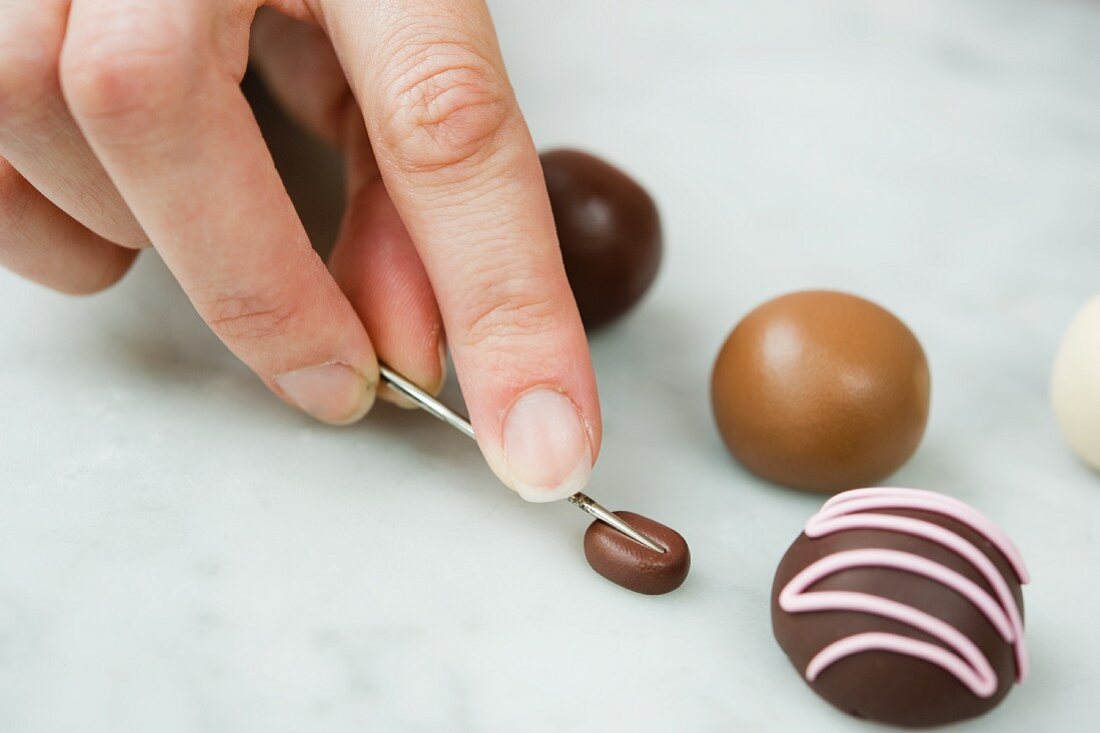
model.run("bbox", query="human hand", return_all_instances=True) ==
[0,0,600,502]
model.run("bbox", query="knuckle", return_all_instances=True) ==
[198,288,301,344]
[456,278,567,352]
[378,40,512,175]
[60,18,197,127]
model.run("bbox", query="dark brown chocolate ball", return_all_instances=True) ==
[771,488,1029,728]
[540,149,662,329]
[583,511,689,595]
[711,290,931,493]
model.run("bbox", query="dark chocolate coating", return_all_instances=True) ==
[771,508,1024,728]
[540,149,662,329]
[711,290,930,493]
[583,512,689,595]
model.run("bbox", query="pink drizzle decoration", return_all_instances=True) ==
[778,487,1028,698]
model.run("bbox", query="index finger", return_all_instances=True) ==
[61,0,379,425]
[317,0,601,502]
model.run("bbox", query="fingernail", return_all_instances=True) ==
[436,337,448,391]
[275,362,375,425]
[502,389,592,503]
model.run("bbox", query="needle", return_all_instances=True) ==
[379,365,666,554]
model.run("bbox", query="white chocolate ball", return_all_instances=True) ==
[1052,295,1100,470]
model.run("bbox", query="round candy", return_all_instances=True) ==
[771,488,1029,728]
[540,149,662,329]
[1051,295,1100,470]
[711,290,931,493]
[583,512,689,595]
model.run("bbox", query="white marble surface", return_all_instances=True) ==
[2,0,1100,730]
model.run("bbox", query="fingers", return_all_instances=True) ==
[318,0,601,501]
[251,9,447,407]
[0,0,146,247]
[248,7,351,147]
[60,0,378,424]
[0,157,135,293]
[328,127,446,407]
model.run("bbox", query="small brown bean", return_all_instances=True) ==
[583,511,690,595]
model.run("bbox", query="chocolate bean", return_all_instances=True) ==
[583,511,690,595]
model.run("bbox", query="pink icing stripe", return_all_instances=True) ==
[819,488,1029,583]
[781,488,1028,696]
[807,633,997,698]
[783,549,1015,641]
[808,487,1028,680]
[805,512,1028,679]
[779,550,1008,697]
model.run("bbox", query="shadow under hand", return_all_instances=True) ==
[242,68,346,258]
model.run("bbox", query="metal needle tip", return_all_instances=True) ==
[379,364,666,553]
[568,493,666,553]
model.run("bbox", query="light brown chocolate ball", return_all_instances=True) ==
[711,291,931,493]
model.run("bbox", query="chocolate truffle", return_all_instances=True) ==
[772,488,1029,728]
[540,149,662,329]
[711,290,930,493]
[583,511,689,595]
